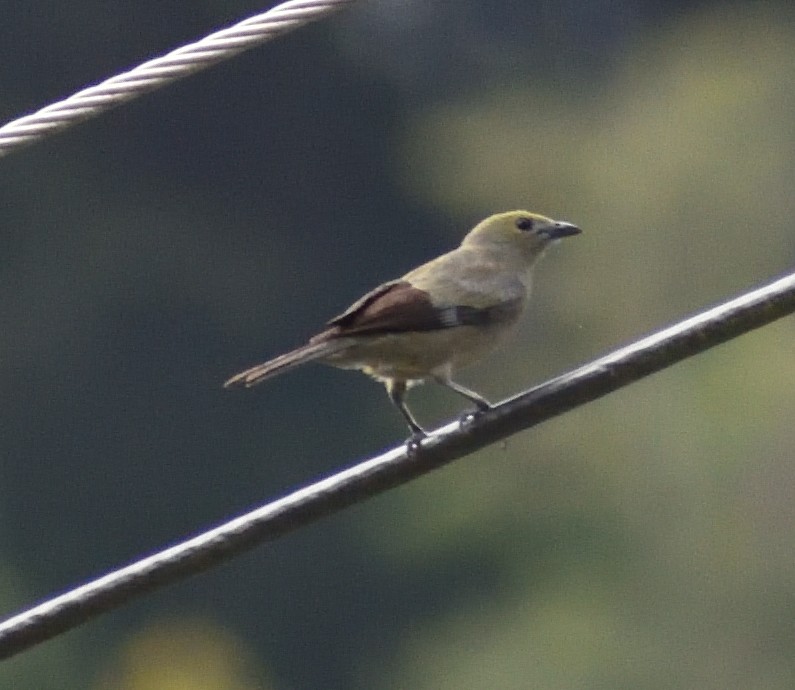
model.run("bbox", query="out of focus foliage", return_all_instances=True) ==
[0,1,793,689]
[92,618,272,690]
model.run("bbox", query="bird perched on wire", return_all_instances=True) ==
[225,211,580,443]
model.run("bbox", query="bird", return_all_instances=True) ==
[225,211,580,442]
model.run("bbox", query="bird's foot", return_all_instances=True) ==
[459,402,491,429]
[405,430,427,455]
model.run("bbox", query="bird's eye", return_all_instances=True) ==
[515,217,535,231]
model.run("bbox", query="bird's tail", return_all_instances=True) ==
[223,339,349,388]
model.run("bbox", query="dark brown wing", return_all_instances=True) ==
[325,280,408,328]
[326,281,447,333]
[311,280,522,342]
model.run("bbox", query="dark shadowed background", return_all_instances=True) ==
[1,1,794,688]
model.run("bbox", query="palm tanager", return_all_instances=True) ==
[225,211,580,440]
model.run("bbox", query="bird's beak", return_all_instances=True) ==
[542,221,581,240]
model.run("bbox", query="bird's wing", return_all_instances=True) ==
[325,280,406,327]
[316,280,521,339]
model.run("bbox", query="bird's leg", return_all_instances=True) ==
[435,377,491,410]
[386,380,427,451]
[434,377,492,427]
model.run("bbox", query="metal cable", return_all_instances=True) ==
[0,269,793,659]
[0,0,358,158]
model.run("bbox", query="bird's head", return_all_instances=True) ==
[461,211,581,263]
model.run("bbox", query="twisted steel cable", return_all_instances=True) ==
[0,0,357,158]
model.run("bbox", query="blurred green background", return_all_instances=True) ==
[1,1,794,688]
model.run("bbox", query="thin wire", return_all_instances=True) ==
[0,269,793,660]
[0,0,358,158]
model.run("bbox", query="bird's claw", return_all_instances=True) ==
[459,404,491,429]
[405,430,427,455]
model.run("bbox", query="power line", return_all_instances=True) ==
[0,269,792,660]
[0,0,357,158]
